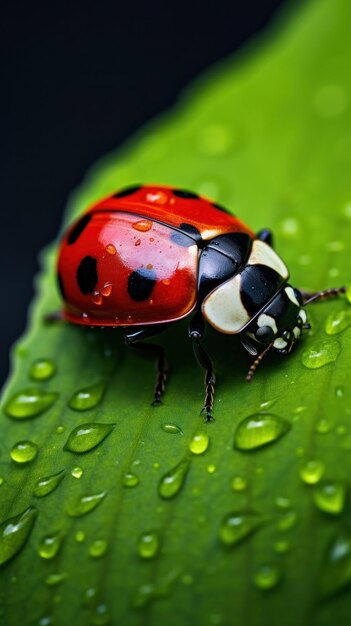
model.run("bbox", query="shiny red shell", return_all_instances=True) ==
[57,185,255,326]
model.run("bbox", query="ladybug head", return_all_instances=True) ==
[243,285,310,356]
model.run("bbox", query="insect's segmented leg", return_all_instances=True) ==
[124,324,170,406]
[189,313,216,421]
[301,286,346,305]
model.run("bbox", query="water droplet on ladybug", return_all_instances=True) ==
[134,238,141,246]
[100,283,112,297]
[146,191,168,205]
[132,219,152,232]
[106,244,116,255]
[92,291,102,305]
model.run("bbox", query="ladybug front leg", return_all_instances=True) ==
[124,324,170,406]
[188,313,216,421]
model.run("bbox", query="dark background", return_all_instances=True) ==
[1,0,286,387]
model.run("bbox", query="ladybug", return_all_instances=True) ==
[55,184,346,419]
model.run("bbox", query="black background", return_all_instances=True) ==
[1,0,286,387]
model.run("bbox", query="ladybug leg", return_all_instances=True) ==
[256,229,274,247]
[188,314,216,421]
[124,324,170,406]
[300,286,346,305]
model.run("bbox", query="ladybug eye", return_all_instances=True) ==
[255,326,275,344]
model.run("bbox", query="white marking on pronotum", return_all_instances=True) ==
[293,326,301,339]
[273,337,288,350]
[285,286,300,306]
[299,309,307,324]
[248,240,289,279]
[202,274,250,333]
[257,313,278,335]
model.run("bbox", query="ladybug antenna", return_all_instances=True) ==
[246,343,273,383]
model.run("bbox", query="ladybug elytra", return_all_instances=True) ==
[55,185,346,419]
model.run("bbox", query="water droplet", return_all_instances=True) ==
[158,459,190,499]
[0,507,37,566]
[301,339,341,369]
[30,358,56,381]
[260,398,277,410]
[64,422,115,453]
[132,569,178,609]
[253,564,281,590]
[4,388,58,419]
[281,218,299,236]
[346,284,351,303]
[68,492,107,517]
[33,470,66,498]
[56,425,65,434]
[299,459,325,484]
[89,602,112,625]
[89,539,108,558]
[234,413,290,451]
[161,423,183,435]
[320,529,351,598]
[71,466,83,479]
[325,309,351,335]
[106,243,116,255]
[38,532,63,559]
[132,219,152,232]
[181,573,194,586]
[68,381,106,411]
[275,496,291,510]
[219,512,263,547]
[337,425,347,436]
[313,481,346,515]
[231,476,247,492]
[189,429,210,455]
[123,472,140,488]
[0,477,4,487]
[316,418,333,434]
[274,538,291,554]
[10,440,38,464]
[335,386,344,398]
[138,531,159,559]
[75,530,85,543]
[207,464,216,474]
[45,572,68,586]
[277,511,297,531]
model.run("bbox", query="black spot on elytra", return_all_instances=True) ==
[67,214,92,244]
[173,189,199,199]
[57,272,66,300]
[76,256,98,295]
[212,201,232,216]
[171,223,202,246]
[128,268,157,301]
[113,185,142,198]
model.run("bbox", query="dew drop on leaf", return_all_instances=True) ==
[313,481,346,515]
[71,466,83,479]
[75,530,85,543]
[335,385,344,398]
[4,389,58,419]
[10,440,38,464]
[89,539,108,558]
[68,381,106,411]
[68,492,107,517]
[277,510,298,532]
[315,418,334,434]
[30,358,56,381]
[132,569,178,609]
[234,413,290,451]
[301,339,341,369]
[231,476,247,492]
[299,459,325,484]
[325,309,351,335]
[38,532,63,559]
[161,423,183,435]
[64,423,115,453]
[138,531,160,559]
[45,572,68,586]
[320,529,351,598]
[158,459,190,499]
[33,470,66,498]
[346,284,351,303]
[219,512,263,547]
[0,506,37,566]
[89,602,112,625]
[273,538,291,554]
[189,429,210,455]
[123,472,140,488]
[253,564,281,590]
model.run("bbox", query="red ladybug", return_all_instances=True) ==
[56,184,345,418]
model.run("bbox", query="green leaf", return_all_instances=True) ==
[1,0,351,624]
